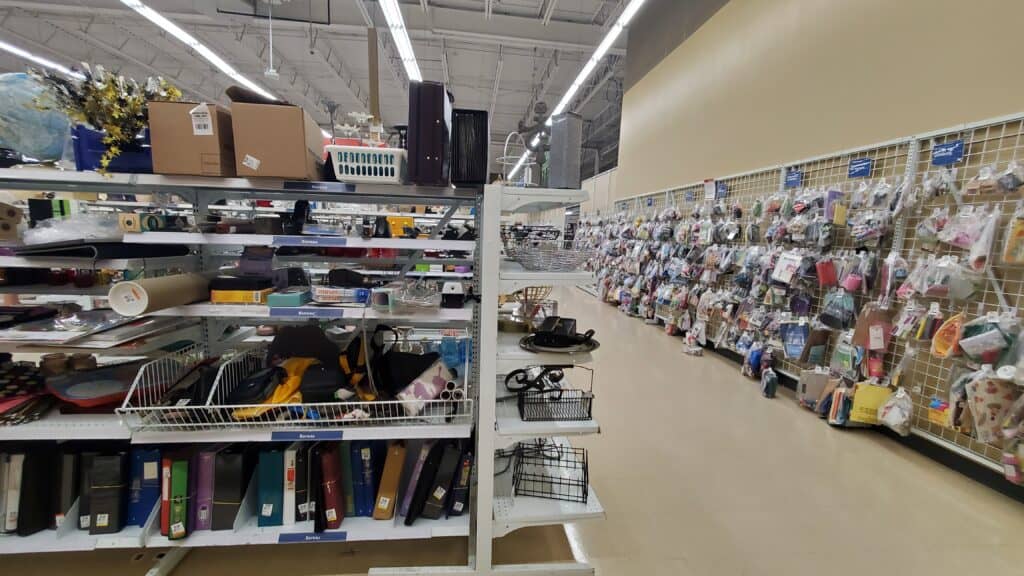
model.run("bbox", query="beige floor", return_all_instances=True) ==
[9,286,1024,575]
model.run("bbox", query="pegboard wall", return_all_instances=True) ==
[582,112,1024,472]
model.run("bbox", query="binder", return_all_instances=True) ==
[187,452,198,535]
[422,443,461,520]
[53,451,79,529]
[404,442,445,526]
[400,441,434,517]
[3,452,21,532]
[294,443,309,522]
[283,443,299,525]
[318,444,343,529]
[128,448,161,528]
[78,452,97,530]
[193,446,220,531]
[308,443,325,533]
[257,448,284,527]
[159,455,172,535]
[18,447,56,536]
[373,441,406,520]
[89,453,127,535]
[349,442,369,517]
[340,441,355,517]
[168,457,189,539]
[212,446,255,531]
[448,449,473,517]
[0,454,7,532]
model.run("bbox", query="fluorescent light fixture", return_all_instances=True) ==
[509,0,646,179]
[378,0,423,83]
[0,39,84,80]
[119,0,276,101]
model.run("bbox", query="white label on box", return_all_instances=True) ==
[170,522,185,538]
[143,461,158,481]
[189,103,213,136]
[243,154,261,171]
[452,501,464,513]
[868,325,885,350]
[361,448,371,461]
[96,513,109,528]
[80,515,90,529]
[298,503,309,514]
[377,497,390,510]
[175,398,190,406]
[199,507,209,521]
[55,513,65,528]
[432,486,446,501]
[261,503,274,517]
[325,508,337,522]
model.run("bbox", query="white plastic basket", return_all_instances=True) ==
[326,145,407,184]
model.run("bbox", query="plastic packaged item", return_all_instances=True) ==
[930,312,964,359]
[1001,201,1024,265]
[938,204,988,249]
[892,301,926,340]
[958,314,1019,365]
[915,207,948,252]
[964,164,999,195]
[965,367,1017,446]
[968,204,999,271]
[997,161,1024,194]
[878,387,913,436]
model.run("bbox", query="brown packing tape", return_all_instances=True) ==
[107,273,211,317]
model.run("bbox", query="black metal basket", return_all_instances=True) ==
[512,442,589,503]
[517,389,594,421]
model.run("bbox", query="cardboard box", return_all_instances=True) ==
[149,101,235,177]
[230,102,323,180]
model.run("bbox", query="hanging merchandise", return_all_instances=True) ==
[915,304,944,341]
[852,302,894,352]
[892,300,926,340]
[998,161,1024,193]
[964,164,999,195]
[819,289,856,330]
[947,367,976,434]
[958,314,1020,366]
[779,320,810,359]
[877,387,913,436]
[938,204,989,250]
[965,367,1018,447]
[931,312,964,359]
[968,204,999,272]
[1002,201,1024,265]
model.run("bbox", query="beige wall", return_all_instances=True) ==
[580,168,618,215]
[616,0,1024,199]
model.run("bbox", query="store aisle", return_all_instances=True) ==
[552,287,1024,576]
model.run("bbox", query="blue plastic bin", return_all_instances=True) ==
[71,125,152,173]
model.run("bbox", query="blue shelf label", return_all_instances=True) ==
[932,139,964,165]
[848,158,873,178]
[282,181,354,193]
[684,190,695,202]
[715,182,728,199]
[645,197,653,207]
[272,236,348,247]
[278,531,347,543]
[271,430,343,441]
[785,170,803,188]
[269,307,346,319]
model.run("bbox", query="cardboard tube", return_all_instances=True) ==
[108,273,210,316]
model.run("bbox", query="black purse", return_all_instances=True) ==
[370,326,442,398]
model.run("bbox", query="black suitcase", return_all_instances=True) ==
[451,109,489,186]
[408,81,453,186]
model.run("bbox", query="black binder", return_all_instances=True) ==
[403,441,445,526]
[51,450,78,529]
[88,453,127,535]
[18,446,56,536]
[211,446,255,531]
[451,109,488,185]
[407,81,453,186]
[421,443,461,520]
[78,452,97,530]
[294,443,309,522]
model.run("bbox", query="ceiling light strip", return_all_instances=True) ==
[119,0,276,101]
[509,0,646,179]
[378,0,423,83]
[0,39,84,80]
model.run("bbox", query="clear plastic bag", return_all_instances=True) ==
[998,161,1024,194]
[878,387,913,436]
[968,204,999,271]
[1001,201,1024,265]
[938,204,988,249]
[965,164,999,195]
[915,207,948,252]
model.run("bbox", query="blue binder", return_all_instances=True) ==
[257,449,284,527]
[127,448,161,527]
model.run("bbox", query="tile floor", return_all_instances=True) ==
[7,286,1024,575]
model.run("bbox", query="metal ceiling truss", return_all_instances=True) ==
[355,0,409,96]
[542,0,559,25]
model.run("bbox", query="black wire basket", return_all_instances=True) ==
[518,389,594,421]
[512,442,589,503]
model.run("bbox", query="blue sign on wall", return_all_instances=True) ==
[784,170,803,188]
[715,182,728,199]
[646,197,653,207]
[932,139,965,166]
[684,190,695,202]
[848,158,873,178]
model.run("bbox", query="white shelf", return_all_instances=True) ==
[495,399,599,444]
[147,303,474,324]
[87,200,470,221]
[147,514,469,548]
[0,500,147,554]
[492,437,604,537]
[496,332,594,374]
[0,284,111,296]
[130,422,473,444]
[499,260,592,292]
[0,412,129,441]
[123,232,475,252]
[359,269,473,279]
[0,324,203,356]
[500,187,588,214]
[0,255,195,271]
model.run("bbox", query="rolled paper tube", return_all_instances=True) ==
[445,381,457,391]
[108,273,211,317]
[452,389,465,400]
[439,389,453,401]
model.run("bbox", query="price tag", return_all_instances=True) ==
[377,497,391,510]
[325,508,337,522]
[80,515,90,529]
[242,154,261,171]
[143,461,158,480]
[96,513,109,528]
[170,522,185,538]
[361,448,371,461]
[189,103,213,136]
[869,325,885,350]
[452,501,464,513]
[432,486,447,501]
[261,503,274,517]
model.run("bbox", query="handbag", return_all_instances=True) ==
[370,326,442,398]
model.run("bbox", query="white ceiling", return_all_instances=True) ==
[0,0,627,176]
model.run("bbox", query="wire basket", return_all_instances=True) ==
[517,366,594,422]
[506,239,593,272]
[512,440,589,503]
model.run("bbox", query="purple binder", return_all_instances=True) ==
[400,441,434,517]
[193,448,219,531]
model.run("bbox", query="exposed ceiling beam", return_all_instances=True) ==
[484,0,493,20]
[542,0,559,25]
[420,0,430,12]
[574,60,618,112]
[308,31,370,113]
[356,0,408,95]
[488,46,503,132]
[517,49,559,131]
[440,38,450,85]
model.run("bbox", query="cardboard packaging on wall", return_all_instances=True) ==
[149,101,236,177]
[230,102,324,180]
